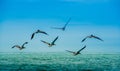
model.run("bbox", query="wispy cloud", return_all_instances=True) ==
[61,0,109,3]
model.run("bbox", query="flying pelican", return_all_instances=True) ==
[81,34,103,42]
[41,36,59,47]
[66,45,86,56]
[31,29,48,40]
[12,42,28,50]
[52,17,71,31]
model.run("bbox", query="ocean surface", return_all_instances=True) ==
[0,52,120,71]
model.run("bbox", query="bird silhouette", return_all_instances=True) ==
[31,29,48,40]
[12,42,28,50]
[41,36,59,47]
[81,34,103,42]
[52,17,71,31]
[66,45,86,56]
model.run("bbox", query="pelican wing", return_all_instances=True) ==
[51,36,58,44]
[77,45,86,53]
[37,30,48,35]
[22,42,28,47]
[81,36,88,42]
[31,33,35,40]
[41,40,50,45]
[12,45,21,49]
[51,27,63,30]
[66,50,75,53]
[63,17,71,29]
[92,35,103,41]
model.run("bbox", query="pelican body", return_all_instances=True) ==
[52,17,71,31]
[81,34,103,42]
[41,36,59,47]
[66,45,86,56]
[12,42,28,50]
[31,29,48,40]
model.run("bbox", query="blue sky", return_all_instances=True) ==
[0,0,120,53]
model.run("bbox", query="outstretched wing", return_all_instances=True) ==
[22,42,28,47]
[31,33,35,40]
[52,36,58,44]
[51,27,62,29]
[63,17,71,29]
[41,40,50,45]
[81,36,89,42]
[66,50,75,53]
[77,45,86,53]
[92,35,103,41]
[12,45,21,49]
[37,30,49,35]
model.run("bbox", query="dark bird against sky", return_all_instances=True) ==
[12,42,28,50]
[52,17,71,31]
[41,36,59,47]
[66,45,86,56]
[81,34,103,42]
[31,29,48,40]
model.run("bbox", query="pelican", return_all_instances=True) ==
[52,17,71,31]
[31,29,48,40]
[81,34,103,42]
[12,42,28,50]
[66,45,86,56]
[41,36,59,47]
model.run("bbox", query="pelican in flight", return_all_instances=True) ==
[12,42,28,50]
[52,17,71,31]
[31,29,48,40]
[41,36,59,47]
[66,45,86,56]
[81,34,103,42]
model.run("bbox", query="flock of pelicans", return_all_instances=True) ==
[12,18,103,56]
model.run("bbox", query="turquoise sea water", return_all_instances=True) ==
[0,52,120,71]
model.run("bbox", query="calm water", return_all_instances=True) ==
[0,52,120,71]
